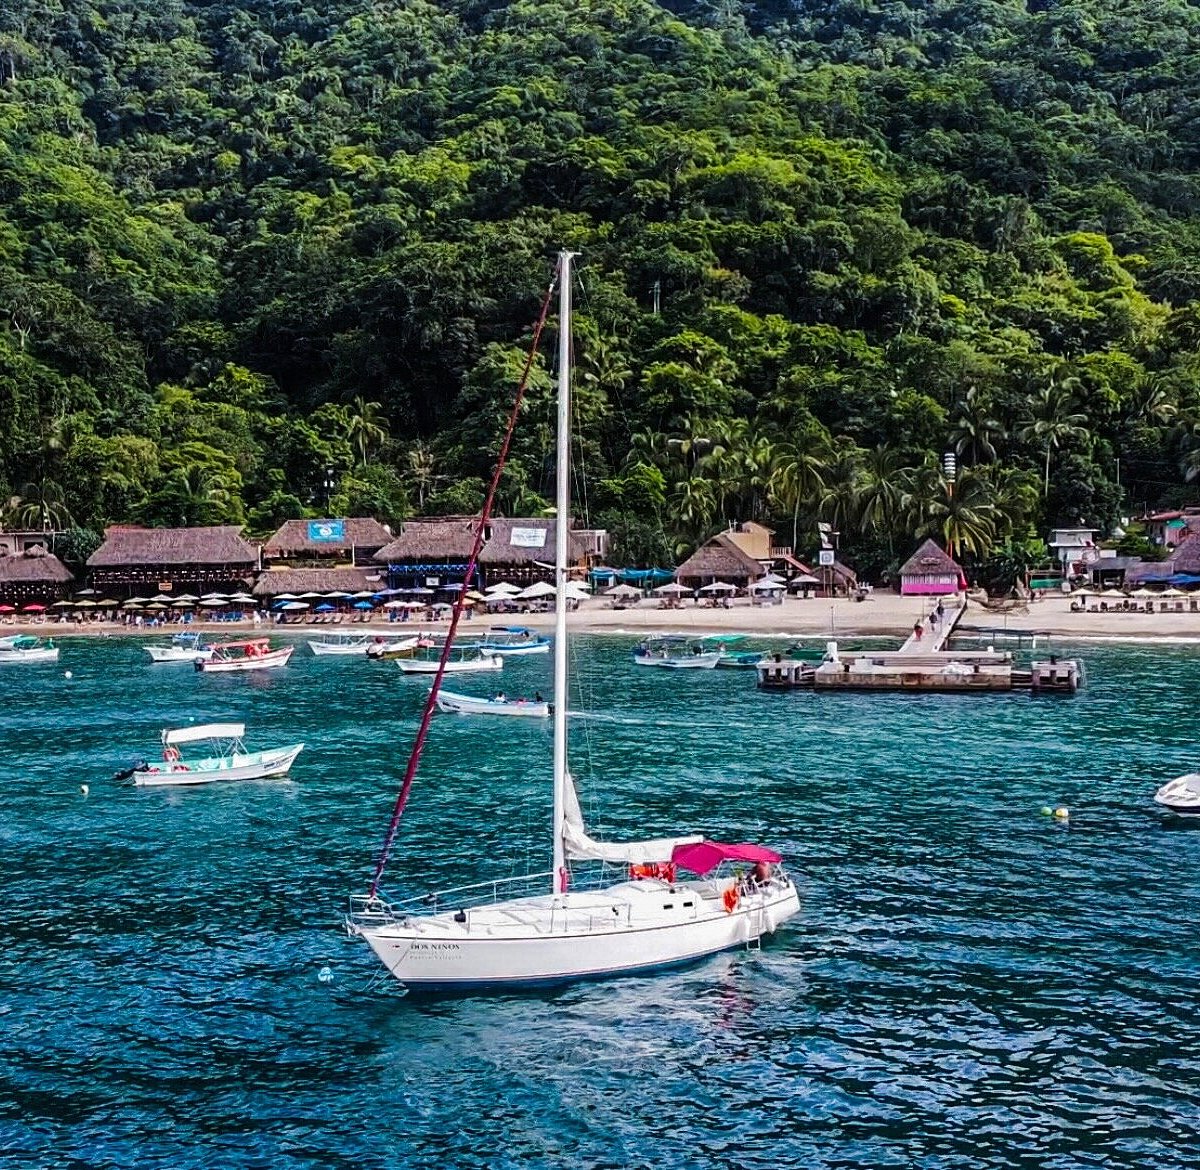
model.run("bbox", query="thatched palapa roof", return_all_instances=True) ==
[87,526,257,568]
[263,518,392,558]
[0,548,74,584]
[674,534,764,583]
[899,539,962,578]
[1169,534,1200,575]
[375,517,584,565]
[252,567,382,596]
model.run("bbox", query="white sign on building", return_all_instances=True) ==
[510,527,548,548]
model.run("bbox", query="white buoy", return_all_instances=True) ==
[64,670,73,679]
[80,783,89,796]
[318,966,333,983]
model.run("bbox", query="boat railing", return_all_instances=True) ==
[349,870,559,922]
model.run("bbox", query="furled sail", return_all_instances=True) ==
[560,771,702,864]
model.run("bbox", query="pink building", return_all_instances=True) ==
[899,539,964,595]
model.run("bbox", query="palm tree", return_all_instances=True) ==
[405,440,438,510]
[915,468,999,559]
[949,386,1006,465]
[2,481,74,531]
[853,445,909,549]
[346,397,389,467]
[167,465,233,527]
[1018,381,1089,495]
[770,438,827,552]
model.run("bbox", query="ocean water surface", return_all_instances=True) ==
[2,633,1199,1168]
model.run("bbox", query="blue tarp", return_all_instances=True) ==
[618,568,674,586]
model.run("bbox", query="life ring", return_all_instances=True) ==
[163,745,181,762]
[722,884,740,914]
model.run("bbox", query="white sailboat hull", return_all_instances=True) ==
[481,641,550,656]
[397,654,503,674]
[196,646,294,672]
[0,647,59,664]
[435,689,550,717]
[633,652,721,669]
[145,646,214,662]
[352,878,800,991]
[132,744,304,787]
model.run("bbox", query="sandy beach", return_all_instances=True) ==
[8,593,1200,643]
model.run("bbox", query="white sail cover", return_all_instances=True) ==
[163,723,245,745]
[561,772,702,864]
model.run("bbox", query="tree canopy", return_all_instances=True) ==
[3,0,1200,577]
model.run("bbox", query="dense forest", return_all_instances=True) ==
[4,0,1200,582]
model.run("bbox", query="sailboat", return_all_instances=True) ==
[347,251,800,992]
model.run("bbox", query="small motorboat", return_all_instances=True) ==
[309,632,423,657]
[145,632,214,663]
[0,635,59,664]
[1154,772,1200,814]
[115,722,304,787]
[195,638,294,672]
[396,646,503,674]
[479,626,551,656]
[633,636,721,669]
[435,689,551,717]
[364,636,422,660]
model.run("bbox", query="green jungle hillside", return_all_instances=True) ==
[4,0,1200,581]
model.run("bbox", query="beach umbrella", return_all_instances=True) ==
[314,603,336,613]
[749,577,785,592]
[74,588,98,596]
[791,574,821,586]
[352,590,377,599]
[699,581,738,593]
[150,594,173,603]
[197,598,227,607]
[562,583,591,602]
[125,596,150,605]
[1102,587,1126,597]
[51,600,74,608]
[464,590,488,602]
[353,600,375,610]
[324,591,352,599]
[1131,587,1155,598]
[175,593,199,602]
[143,602,167,611]
[1162,587,1188,597]
[229,593,255,603]
[383,600,407,609]
[280,601,309,611]
[653,582,691,595]
[73,599,97,608]
[605,583,641,597]
[200,592,228,600]
[517,581,557,600]
[96,599,119,607]
[123,601,144,610]
[485,582,521,595]
[171,599,195,608]
[298,591,326,600]
[272,592,299,601]
[406,587,435,596]
[21,603,46,612]
[0,605,13,613]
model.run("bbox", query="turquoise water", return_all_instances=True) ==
[2,635,1199,1168]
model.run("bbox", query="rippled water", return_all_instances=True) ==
[3,634,1199,1168]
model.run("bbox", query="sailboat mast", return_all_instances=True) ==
[551,250,575,894]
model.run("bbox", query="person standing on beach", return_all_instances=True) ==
[913,621,923,641]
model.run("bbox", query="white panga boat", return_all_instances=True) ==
[478,626,551,655]
[633,635,721,669]
[195,638,294,672]
[115,723,304,787]
[396,645,502,674]
[0,635,59,664]
[435,688,550,718]
[145,631,214,663]
[365,636,422,659]
[347,252,799,992]
[309,632,421,657]
[1154,772,1200,814]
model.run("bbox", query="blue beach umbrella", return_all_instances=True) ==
[314,603,336,613]
[353,600,375,610]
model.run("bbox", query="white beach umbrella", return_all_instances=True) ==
[1130,587,1156,598]
[175,593,199,602]
[749,577,785,592]
[699,581,738,593]
[1162,587,1188,597]
[228,593,255,603]
[1102,587,1126,597]
[605,584,641,598]
[561,583,592,602]
[653,582,691,595]
[280,600,309,611]
[198,598,227,608]
[485,581,521,595]
[272,592,299,601]
[150,594,174,602]
[517,581,557,600]
[383,600,407,609]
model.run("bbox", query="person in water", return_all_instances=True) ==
[494,691,507,703]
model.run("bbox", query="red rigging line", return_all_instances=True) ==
[367,258,563,899]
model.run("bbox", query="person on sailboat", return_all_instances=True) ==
[743,860,773,891]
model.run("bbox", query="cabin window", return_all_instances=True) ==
[662,903,674,910]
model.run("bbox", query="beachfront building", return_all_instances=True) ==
[262,518,392,567]
[899,539,963,595]
[0,527,61,557]
[1139,508,1200,548]
[374,516,586,590]
[723,520,809,578]
[1126,532,1200,588]
[674,533,763,590]
[1048,528,1097,580]
[86,525,259,597]
[252,566,383,605]
[0,547,74,607]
